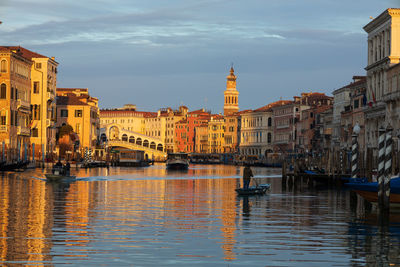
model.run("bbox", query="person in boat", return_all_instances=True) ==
[52,160,63,174]
[243,164,254,189]
[65,161,71,176]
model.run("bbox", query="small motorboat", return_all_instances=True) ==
[235,183,271,196]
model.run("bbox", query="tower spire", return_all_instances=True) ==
[223,66,239,116]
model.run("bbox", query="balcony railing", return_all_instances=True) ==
[17,99,30,111]
[17,126,30,136]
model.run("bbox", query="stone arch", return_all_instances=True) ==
[136,138,142,146]
[143,140,149,147]
[122,134,128,142]
[129,136,135,143]
[157,144,163,151]
[150,142,156,149]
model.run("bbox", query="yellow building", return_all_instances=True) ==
[10,47,59,158]
[195,124,208,153]
[56,88,99,150]
[223,114,240,153]
[0,47,32,162]
[208,115,225,153]
[100,104,153,134]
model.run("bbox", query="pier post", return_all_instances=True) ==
[282,160,287,188]
[383,125,393,212]
[366,147,373,182]
[378,127,386,209]
[351,133,359,178]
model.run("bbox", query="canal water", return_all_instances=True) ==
[1,164,400,266]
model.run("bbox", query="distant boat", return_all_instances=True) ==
[166,153,189,170]
[45,173,76,182]
[345,177,400,206]
[235,184,271,196]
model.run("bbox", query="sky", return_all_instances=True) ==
[1,0,399,113]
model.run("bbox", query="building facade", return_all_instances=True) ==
[208,115,225,153]
[0,47,32,162]
[364,8,400,149]
[56,88,99,150]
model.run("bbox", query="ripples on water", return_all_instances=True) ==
[1,164,400,266]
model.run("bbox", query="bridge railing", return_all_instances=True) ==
[108,140,166,154]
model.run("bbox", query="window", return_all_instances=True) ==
[268,117,272,127]
[33,82,39,94]
[0,84,6,99]
[35,63,42,69]
[0,60,7,73]
[32,128,38,137]
[75,109,83,117]
[268,133,272,143]
[354,99,359,109]
[10,87,13,99]
[0,115,6,125]
[60,109,68,117]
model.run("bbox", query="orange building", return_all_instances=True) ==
[175,109,210,153]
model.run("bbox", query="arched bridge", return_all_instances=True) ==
[101,123,167,160]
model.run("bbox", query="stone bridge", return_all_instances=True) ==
[101,123,167,160]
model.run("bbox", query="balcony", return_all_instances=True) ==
[0,125,7,132]
[17,99,30,113]
[47,91,55,100]
[17,126,30,136]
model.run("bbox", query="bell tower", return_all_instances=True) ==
[223,66,239,116]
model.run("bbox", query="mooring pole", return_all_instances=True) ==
[383,125,393,212]
[378,126,386,209]
[351,133,359,178]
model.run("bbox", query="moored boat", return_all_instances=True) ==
[166,153,189,170]
[345,177,400,206]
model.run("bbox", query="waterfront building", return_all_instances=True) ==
[56,88,99,150]
[208,115,225,154]
[223,67,239,116]
[238,103,276,158]
[332,77,365,150]
[364,8,400,149]
[10,47,59,158]
[223,113,240,153]
[175,109,210,153]
[386,63,400,140]
[295,93,334,153]
[0,47,32,162]
[100,104,153,134]
[339,77,367,151]
[194,124,209,153]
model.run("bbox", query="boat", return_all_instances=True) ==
[345,177,400,206]
[235,184,271,196]
[45,173,76,182]
[166,153,189,170]
[45,166,76,182]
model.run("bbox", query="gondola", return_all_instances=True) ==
[235,184,271,196]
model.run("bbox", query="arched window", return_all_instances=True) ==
[268,117,272,127]
[0,60,7,73]
[0,84,6,99]
[268,133,272,144]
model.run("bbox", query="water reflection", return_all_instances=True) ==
[1,164,400,265]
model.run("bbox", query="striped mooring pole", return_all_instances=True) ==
[340,150,343,173]
[378,126,386,207]
[351,133,359,178]
[383,125,393,210]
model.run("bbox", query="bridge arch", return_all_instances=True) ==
[129,136,135,143]
[136,138,142,146]
[150,142,156,149]
[143,140,149,147]
[122,134,128,142]
[157,144,163,151]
